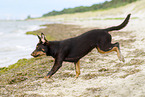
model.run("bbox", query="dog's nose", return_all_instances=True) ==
[31,52,35,56]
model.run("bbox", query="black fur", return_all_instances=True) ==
[31,14,131,78]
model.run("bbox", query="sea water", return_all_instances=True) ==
[0,20,51,67]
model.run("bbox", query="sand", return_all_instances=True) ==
[24,17,145,97]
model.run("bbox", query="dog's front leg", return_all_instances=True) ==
[44,57,63,79]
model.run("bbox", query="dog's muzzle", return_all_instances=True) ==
[31,50,46,57]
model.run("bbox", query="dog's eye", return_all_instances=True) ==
[37,47,42,51]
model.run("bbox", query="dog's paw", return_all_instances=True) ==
[44,76,49,79]
[119,54,125,63]
[44,76,54,82]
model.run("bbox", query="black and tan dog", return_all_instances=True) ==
[31,14,131,79]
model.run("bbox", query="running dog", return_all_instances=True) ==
[31,14,131,78]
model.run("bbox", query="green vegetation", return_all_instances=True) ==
[0,58,38,74]
[26,31,54,40]
[26,25,55,41]
[0,56,54,84]
[103,17,138,20]
[26,15,31,19]
[42,0,137,17]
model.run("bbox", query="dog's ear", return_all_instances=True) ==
[37,35,41,42]
[41,33,47,44]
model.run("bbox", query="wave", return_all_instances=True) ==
[0,20,52,67]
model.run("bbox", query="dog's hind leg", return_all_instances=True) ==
[96,42,125,62]
[74,60,80,78]
[113,42,125,62]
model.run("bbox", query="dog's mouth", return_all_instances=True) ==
[32,55,40,57]
[32,54,45,58]
[31,51,46,57]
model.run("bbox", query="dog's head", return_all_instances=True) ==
[31,33,48,57]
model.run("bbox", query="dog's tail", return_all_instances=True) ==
[105,14,131,32]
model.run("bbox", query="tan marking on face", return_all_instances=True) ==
[32,51,46,57]
[42,49,45,51]
[36,51,45,55]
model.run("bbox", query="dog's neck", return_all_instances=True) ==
[46,41,60,58]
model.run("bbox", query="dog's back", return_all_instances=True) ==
[60,14,131,62]
[61,29,108,61]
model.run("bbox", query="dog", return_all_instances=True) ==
[31,14,131,79]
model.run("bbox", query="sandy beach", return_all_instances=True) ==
[32,18,145,97]
[1,17,145,97]
[1,0,145,96]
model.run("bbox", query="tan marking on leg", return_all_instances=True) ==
[97,47,117,54]
[97,47,125,62]
[116,47,125,62]
[44,76,54,81]
[75,60,80,78]
[44,75,50,79]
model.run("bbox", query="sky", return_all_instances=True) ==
[0,0,111,20]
